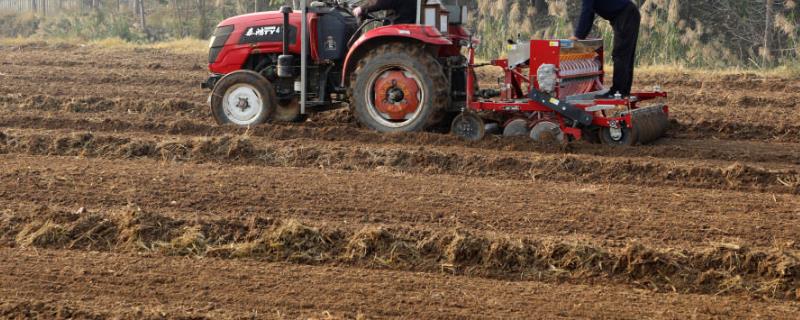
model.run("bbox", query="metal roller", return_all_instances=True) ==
[635,110,655,143]
[628,105,669,144]
[657,108,670,134]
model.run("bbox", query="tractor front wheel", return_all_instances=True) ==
[210,70,276,126]
[351,43,448,132]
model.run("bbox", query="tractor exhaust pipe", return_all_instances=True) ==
[277,5,293,78]
[300,0,308,114]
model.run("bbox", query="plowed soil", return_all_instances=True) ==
[1,42,799,319]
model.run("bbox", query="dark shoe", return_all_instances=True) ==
[596,91,627,99]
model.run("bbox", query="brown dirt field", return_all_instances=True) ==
[5,248,800,319]
[1,42,799,318]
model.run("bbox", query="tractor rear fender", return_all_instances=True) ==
[340,25,452,87]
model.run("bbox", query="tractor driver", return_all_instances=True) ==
[569,0,641,97]
[351,0,417,25]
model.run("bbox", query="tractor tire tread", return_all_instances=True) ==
[348,42,448,132]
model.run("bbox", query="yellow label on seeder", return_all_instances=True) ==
[549,41,559,47]
[549,98,560,105]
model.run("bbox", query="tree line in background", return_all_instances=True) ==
[0,0,289,41]
[476,0,799,68]
[1,0,798,68]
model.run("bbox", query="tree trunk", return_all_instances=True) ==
[198,0,209,38]
[174,0,184,37]
[138,0,147,32]
[764,0,773,65]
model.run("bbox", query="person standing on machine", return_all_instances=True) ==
[569,0,641,97]
[351,0,417,25]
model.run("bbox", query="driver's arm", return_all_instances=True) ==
[359,0,402,13]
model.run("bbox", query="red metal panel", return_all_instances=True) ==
[209,11,320,74]
[529,39,561,91]
[340,24,452,85]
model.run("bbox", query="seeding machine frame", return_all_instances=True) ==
[451,38,670,146]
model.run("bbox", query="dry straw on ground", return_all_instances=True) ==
[3,209,798,300]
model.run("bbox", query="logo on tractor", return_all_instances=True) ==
[239,25,296,44]
[245,26,281,37]
[325,36,337,51]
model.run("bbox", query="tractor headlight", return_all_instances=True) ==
[439,13,448,33]
[208,25,234,64]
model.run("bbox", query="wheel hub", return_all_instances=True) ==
[387,87,405,103]
[373,70,421,121]
[456,120,475,135]
[451,113,485,141]
[236,97,251,111]
[608,120,623,141]
[223,84,263,125]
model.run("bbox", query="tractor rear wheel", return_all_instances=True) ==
[210,70,276,126]
[351,43,448,132]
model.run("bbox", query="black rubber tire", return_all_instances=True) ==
[451,112,485,141]
[210,70,276,126]
[350,43,448,133]
[274,98,308,123]
[431,60,476,131]
[599,126,638,146]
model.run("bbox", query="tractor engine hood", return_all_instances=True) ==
[217,11,287,28]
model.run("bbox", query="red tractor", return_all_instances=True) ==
[203,0,471,133]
